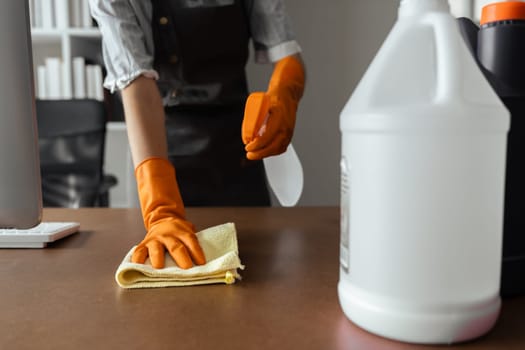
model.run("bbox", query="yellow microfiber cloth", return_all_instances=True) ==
[115,223,244,289]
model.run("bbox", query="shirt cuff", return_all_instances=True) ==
[255,40,302,64]
[103,69,160,93]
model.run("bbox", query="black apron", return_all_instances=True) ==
[151,0,270,206]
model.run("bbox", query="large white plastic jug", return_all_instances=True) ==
[338,0,510,344]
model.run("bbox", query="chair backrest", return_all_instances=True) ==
[36,99,109,207]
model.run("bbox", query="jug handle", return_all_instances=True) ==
[425,14,463,104]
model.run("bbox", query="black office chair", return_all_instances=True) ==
[35,99,118,208]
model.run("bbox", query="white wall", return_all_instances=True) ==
[246,1,398,206]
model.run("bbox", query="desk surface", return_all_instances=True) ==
[0,207,524,349]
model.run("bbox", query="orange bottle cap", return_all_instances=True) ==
[480,1,525,25]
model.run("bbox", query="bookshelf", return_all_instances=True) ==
[30,0,137,208]
[30,0,104,101]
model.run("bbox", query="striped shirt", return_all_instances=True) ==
[89,0,302,92]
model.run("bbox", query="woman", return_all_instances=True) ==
[90,0,306,269]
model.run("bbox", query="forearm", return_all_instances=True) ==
[121,75,168,167]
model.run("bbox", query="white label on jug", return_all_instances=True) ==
[340,157,350,273]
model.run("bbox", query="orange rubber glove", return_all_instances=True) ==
[242,55,305,160]
[131,157,206,269]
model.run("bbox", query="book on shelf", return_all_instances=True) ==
[32,0,43,28]
[36,57,104,101]
[28,0,35,28]
[72,57,86,99]
[45,57,62,99]
[36,66,47,100]
[40,0,54,29]
[62,61,73,99]
[92,65,104,101]
[70,0,83,28]
[54,0,69,29]
[31,0,93,29]
[86,64,104,101]
[81,0,92,28]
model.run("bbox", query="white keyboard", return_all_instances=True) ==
[0,222,80,248]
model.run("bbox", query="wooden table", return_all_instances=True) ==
[0,207,523,349]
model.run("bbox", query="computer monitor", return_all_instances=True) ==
[0,1,43,229]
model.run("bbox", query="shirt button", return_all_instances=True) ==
[169,55,178,64]
[159,17,169,25]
